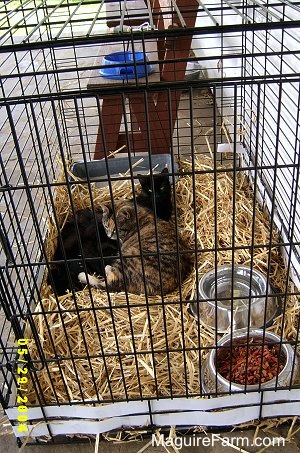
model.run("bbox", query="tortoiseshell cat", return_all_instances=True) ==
[134,167,172,221]
[78,201,191,295]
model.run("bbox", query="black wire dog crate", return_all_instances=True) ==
[1,0,300,445]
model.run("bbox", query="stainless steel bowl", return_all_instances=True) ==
[190,265,279,332]
[201,329,299,394]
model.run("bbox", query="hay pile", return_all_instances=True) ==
[26,155,297,405]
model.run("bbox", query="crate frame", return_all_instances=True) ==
[0,0,300,445]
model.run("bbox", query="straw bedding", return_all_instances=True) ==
[26,155,298,406]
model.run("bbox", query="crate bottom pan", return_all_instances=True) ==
[6,389,300,439]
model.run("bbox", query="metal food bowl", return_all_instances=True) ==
[201,329,299,394]
[190,265,279,332]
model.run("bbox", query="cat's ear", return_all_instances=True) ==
[100,204,109,218]
[137,174,147,187]
[161,167,169,175]
[120,205,133,220]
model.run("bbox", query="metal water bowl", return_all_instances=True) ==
[190,265,279,333]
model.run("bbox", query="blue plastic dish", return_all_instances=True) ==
[99,51,153,79]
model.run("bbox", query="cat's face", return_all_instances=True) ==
[138,167,170,202]
[101,203,134,241]
[101,205,117,239]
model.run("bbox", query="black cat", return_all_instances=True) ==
[134,167,172,221]
[48,208,119,296]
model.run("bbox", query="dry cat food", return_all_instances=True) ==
[216,340,285,385]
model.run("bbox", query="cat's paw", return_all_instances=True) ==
[78,272,87,285]
[105,265,112,274]
[78,272,103,289]
[105,265,115,285]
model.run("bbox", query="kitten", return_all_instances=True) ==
[78,201,191,295]
[48,208,119,295]
[134,167,172,221]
